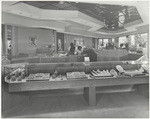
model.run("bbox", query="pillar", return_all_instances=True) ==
[53,30,57,53]
[95,38,98,50]
[4,25,7,54]
[114,37,119,48]
[108,38,112,44]
[11,26,18,56]
[2,24,6,55]
[147,33,149,59]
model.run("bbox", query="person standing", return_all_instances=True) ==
[76,46,82,55]
[66,43,75,56]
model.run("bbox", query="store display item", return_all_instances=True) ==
[4,67,26,83]
[116,65,125,73]
[50,75,67,81]
[52,70,58,78]
[27,73,50,81]
[5,78,26,83]
[142,64,149,73]
[110,69,118,77]
[116,65,146,77]
[67,72,88,79]
[91,69,112,77]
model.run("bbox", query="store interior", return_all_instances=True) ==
[1,1,149,118]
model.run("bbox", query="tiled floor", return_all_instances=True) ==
[3,92,149,118]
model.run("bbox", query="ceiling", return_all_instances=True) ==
[2,1,149,38]
[22,1,142,31]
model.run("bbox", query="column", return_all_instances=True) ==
[95,38,98,50]
[2,25,6,55]
[108,38,112,44]
[147,33,149,59]
[53,30,57,53]
[11,26,18,56]
[114,37,119,48]
[4,25,7,54]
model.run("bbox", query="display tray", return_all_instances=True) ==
[5,77,26,83]
[91,69,113,78]
[66,72,88,80]
[116,65,147,77]
[50,76,67,81]
[93,76,116,79]
[93,74,149,80]
[123,73,148,77]
[26,78,50,82]
[27,73,50,81]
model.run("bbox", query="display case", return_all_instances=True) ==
[4,61,149,108]
[4,61,149,84]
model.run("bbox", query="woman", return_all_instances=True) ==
[76,46,82,55]
[67,43,75,56]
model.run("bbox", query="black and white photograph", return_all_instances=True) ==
[1,0,149,118]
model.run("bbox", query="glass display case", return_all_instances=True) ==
[4,61,149,84]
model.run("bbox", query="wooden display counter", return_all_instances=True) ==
[7,76,149,106]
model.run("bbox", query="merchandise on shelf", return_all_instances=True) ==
[52,70,58,79]
[67,71,88,79]
[91,69,112,77]
[110,69,118,77]
[27,73,50,81]
[50,75,67,81]
[116,65,146,77]
[116,65,125,73]
[4,67,26,83]
[49,70,67,81]
[141,64,149,73]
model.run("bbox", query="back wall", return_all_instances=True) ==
[16,27,54,55]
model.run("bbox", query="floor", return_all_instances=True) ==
[3,92,149,118]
